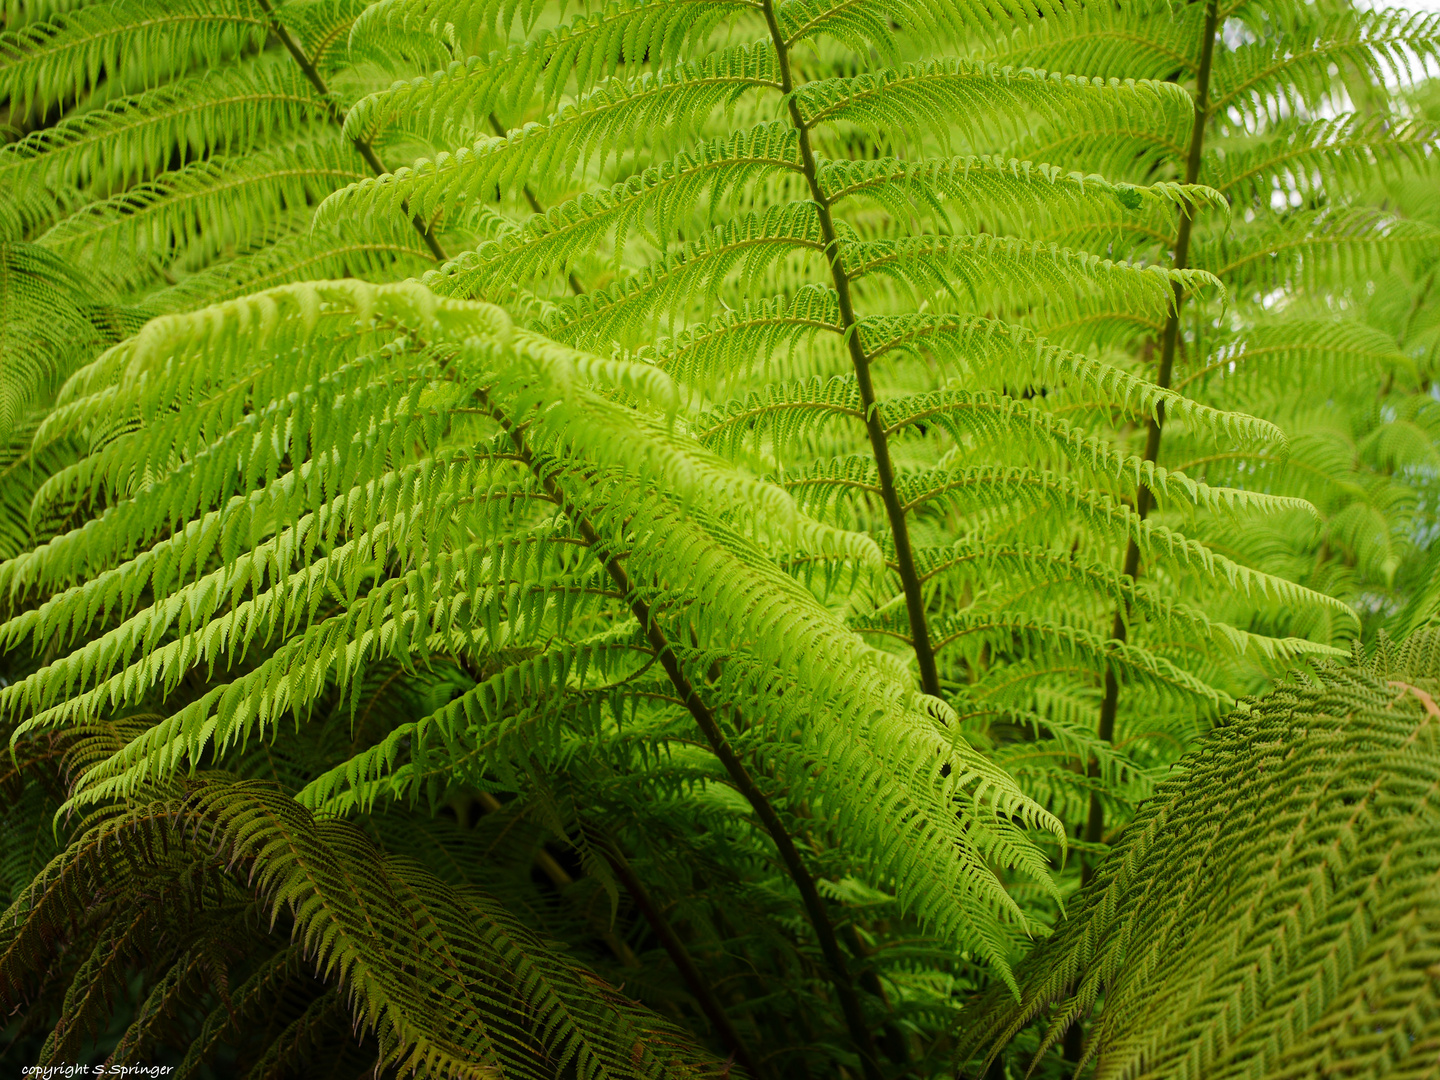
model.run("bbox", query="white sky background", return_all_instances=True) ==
[1337,1,1440,93]
[1377,0,1440,76]
[1370,0,1440,72]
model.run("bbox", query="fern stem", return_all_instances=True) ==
[252,0,448,262]
[487,114,587,296]
[478,392,884,1080]
[759,0,941,700]
[471,791,644,970]
[1082,0,1221,883]
[478,160,763,1076]
[476,790,746,1049]
[842,922,912,1068]
[591,833,771,1080]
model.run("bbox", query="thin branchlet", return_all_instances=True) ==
[251,0,447,262]
[477,387,884,1080]
[1082,0,1222,889]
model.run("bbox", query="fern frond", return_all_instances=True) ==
[0,65,329,238]
[863,311,1284,446]
[641,286,841,388]
[2,777,727,1080]
[36,144,368,278]
[140,221,440,312]
[819,153,1225,232]
[775,0,1012,56]
[317,43,781,231]
[957,633,1440,1080]
[849,239,1216,337]
[886,466,1354,619]
[1210,114,1440,203]
[701,380,1305,520]
[796,59,1193,149]
[521,203,823,345]
[1210,207,1440,293]
[346,0,753,141]
[912,542,1344,664]
[1210,8,1440,120]
[428,122,803,293]
[6,0,1432,1070]
[0,0,270,121]
[0,242,133,432]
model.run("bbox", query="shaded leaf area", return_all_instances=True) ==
[0,243,140,431]
[0,766,723,1080]
[958,630,1440,1080]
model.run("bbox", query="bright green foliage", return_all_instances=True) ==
[957,0,1440,896]
[0,0,438,303]
[2,278,1049,966]
[313,0,1371,896]
[0,276,1058,1074]
[0,243,142,434]
[0,242,146,569]
[997,0,1440,636]
[1,0,1439,1075]
[957,630,1440,1080]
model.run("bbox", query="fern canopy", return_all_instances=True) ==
[1,0,1438,1074]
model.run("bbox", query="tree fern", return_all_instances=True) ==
[318,4,1355,883]
[0,277,1056,1074]
[4,770,727,1080]
[969,0,1440,891]
[2,0,1438,1075]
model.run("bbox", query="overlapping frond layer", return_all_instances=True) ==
[0,242,140,432]
[0,277,1061,998]
[0,0,453,346]
[996,0,1440,634]
[957,632,1440,1080]
[341,8,1319,707]
[297,0,1398,1008]
[0,775,726,1080]
[4,0,1437,1073]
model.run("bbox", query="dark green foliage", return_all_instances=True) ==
[959,631,1440,1080]
[0,242,143,433]
[1,768,722,1079]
